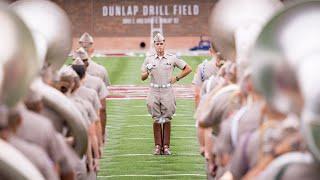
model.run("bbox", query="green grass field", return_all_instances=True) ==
[94,56,209,179]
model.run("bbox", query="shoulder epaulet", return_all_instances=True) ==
[166,53,174,56]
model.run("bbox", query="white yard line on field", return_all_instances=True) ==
[98,174,206,178]
[108,124,195,128]
[127,114,193,117]
[105,153,200,157]
[127,137,196,140]
[107,85,195,100]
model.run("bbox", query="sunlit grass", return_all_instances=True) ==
[98,100,205,179]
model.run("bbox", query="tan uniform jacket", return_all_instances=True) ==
[214,103,260,159]
[200,76,225,98]
[9,136,59,180]
[55,133,86,180]
[192,58,219,87]
[230,131,260,180]
[141,53,187,85]
[70,95,98,126]
[41,104,70,134]
[74,86,101,112]
[215,117,233,157]
[87,60,110,87]
[141,53,187,123]
[197,85,241,132]
[84,74,109,99]
[230,115,300,180]
[237,102,264,138]
[17,106,65,166]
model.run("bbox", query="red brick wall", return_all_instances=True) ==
[55,0,216,38]
[9,0,216,50]
[60,0,216,50]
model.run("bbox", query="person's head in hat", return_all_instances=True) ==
[79,32,94,55]
[73,47,90,68]
[57,67,80,95]
[153,33,165,56]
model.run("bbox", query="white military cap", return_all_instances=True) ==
[58,65,77,78]
[73,47,89,60]
[153,33,165,42]
[79,32,94,43]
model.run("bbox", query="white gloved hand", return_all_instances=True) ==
[146,63,154,72]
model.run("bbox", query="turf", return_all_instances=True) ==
[83,55,209,179]
[98,100,206,179]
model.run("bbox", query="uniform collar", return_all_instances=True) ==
[156,53,168,59]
